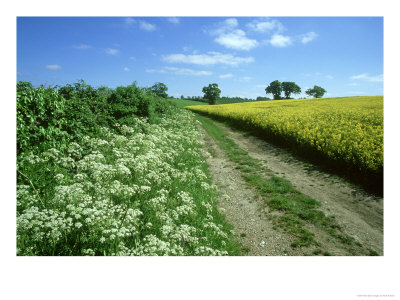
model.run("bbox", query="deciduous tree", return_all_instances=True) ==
[202,83,221,105]
[265,80,282,100]
[305,85,326,98]
[151,82,168,98]
[281,81,301,99]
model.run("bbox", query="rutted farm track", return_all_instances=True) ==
[198,116,383,256]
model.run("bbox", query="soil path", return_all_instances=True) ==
[198,125,303,255]
[223,125,383,255]
[198,119,384,256]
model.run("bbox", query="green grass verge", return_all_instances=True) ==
[167,98,208,108]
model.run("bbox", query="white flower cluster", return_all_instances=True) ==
[17,110,234,256]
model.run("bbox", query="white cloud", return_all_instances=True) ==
[72,44,91,50]
[241,76,252,81]
[210,18,239,35]
[351,74,368,80]
[146,68,167,74]
[269,34,292,47]
[167,17,180,24]
[209,18,316,50]
[350,73,383,82]
[300,32,318,44]
[214,29,259,51]
[247,18,284,33]
[123,67,130,72]
[301,72,332,79]
[45,64,61,70]
[348,91,367,95]
[146,67,212,76]
[139,21,157,32]
[165,67,212,76]
[209,18,258,51]
[162,51,254,66]
[219,73,233,79]
[129,56,135,60]
[105,48,120,55]
[125,18,136,25]
[224,18,239,29]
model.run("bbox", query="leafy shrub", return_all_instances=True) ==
[108,83,156,122]
[59,80,114,136]
[17,81,68,155]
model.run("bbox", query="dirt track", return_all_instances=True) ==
[199,120,383,256]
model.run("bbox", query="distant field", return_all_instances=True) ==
[188,96,383,189]
[167,98,208,108]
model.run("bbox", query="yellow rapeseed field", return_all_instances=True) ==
[188,96,383,176]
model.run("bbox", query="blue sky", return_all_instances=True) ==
[17,17,383,99]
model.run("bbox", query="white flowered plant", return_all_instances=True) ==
[17,109,236,256]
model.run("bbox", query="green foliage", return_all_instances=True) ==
[266,80,302,100]
[16,80,173,158]
[167,98,209,108]
[256,96,270,101]
[107,82,157,124]
[281,81,301,99]
[151,82,168,98]
[16,80,240,256]
[178,95,265,105]
[97,86,114,98]
[306,85,327,98]
[181,95,207,103]
[17,82,68,155]
[17,81,33,92]
[202,83,221,105]
[63,81,113,137]
[265,80,282,100]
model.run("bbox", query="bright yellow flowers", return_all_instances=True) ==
[188,96,383,175]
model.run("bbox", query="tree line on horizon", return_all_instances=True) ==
[199,80,327,105]
[265,80,326,100]
[139,80,327,105]
[25,79,326,106]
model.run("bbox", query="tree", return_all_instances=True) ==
[256,96,270,101]
[265,80,282,100]
[281,81,301,99]
[305,85,326,98]
[151,82,168,98]
[202,83,221,105]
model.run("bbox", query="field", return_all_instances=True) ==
[167,97,208,108]
[16,81,383,256]
[187,96,383,191]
